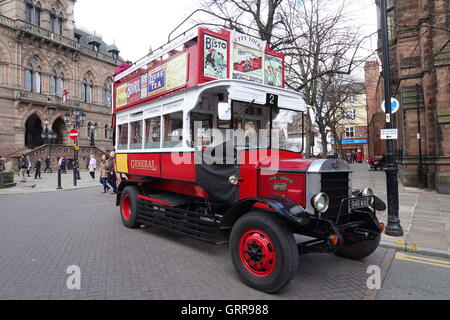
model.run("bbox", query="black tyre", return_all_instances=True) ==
[120,186,140,229]
[336,233,381,260]
[230,211,299,293]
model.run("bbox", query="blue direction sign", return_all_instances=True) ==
[382,98,400,114]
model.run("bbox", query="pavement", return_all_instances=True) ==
[2,163,450,257]
[0,170,102,195]
[0,188,393,300]
[351,163,450,258]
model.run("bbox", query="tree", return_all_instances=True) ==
[196,0,372,156]
[280,0,370,155]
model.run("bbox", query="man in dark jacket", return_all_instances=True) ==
[107,151,118,194]
[34,159,42,179]
[18,155,29,182]
[44,157,51,173]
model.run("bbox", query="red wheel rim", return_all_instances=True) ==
[239,229,276,277]
[121,194,132,221]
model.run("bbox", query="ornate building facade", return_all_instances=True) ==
[0,0,122,161]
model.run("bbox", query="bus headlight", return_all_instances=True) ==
[312,192,329,213]
[361,187,374,197]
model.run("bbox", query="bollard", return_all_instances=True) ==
[57,169,63,190]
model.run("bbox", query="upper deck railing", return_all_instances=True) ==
[113,27,285,113]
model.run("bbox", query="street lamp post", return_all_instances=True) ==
[64,108,86,187]
[380,0,404,237]
[41,119,57,173]
[90,123,96,147]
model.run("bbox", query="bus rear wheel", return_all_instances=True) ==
[120,186,140,229]
[230,211,299,293]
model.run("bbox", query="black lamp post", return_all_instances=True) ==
[64,107,86,187]
[41,119,57,173]
[90,123,96,147]
[380,0,403,236]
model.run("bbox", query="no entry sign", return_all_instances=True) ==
[69,129,79,141]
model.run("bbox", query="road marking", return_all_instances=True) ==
[395,252,450,269]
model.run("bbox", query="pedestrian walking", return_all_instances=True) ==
[99,154,110,193]
[44,157,51,173]
[108,151,118,194]
[34,159,42,179]
[89,155,97,179]
[26,155,31,177]
[85,157,90,170]
[18,154,29,182]
[61,156,67,174]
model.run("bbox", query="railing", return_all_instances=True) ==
[14,20,81,51]
[0,14,121,65]
[15,90,62,104]
[80,46,119,65]
[0,15,15,29]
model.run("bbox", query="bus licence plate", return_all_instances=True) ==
[348,197,372,210]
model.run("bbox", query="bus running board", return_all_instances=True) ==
[136,196,220,243]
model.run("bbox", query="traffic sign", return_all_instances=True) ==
[382,98,400,114]
[69,129,79,141]
[381,129,398,140]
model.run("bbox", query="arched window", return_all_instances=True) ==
[82,74,94,103]
[25,1,41,26]
[25,57,41,93]
[34,2,41,27]
[25,0,33,23]
[50,64,64,95]
[50,8,63,35]
[104,125,109,139]
[102,80,112,107]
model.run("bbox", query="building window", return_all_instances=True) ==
[25,0,41,26]
[25,0,33,23]
[344,109,356,121]
[25,58,41,93]
[82,74,94,103]
[50,9,63,35]
[387,0,396,41]
[50,64,64,95]
[102,81,112,107]
[34,2,41,26]
[345,127,355,138]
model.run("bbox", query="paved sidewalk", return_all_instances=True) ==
[0,170,102,195]
[351,163,450,257]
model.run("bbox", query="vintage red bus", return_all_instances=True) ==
[112,27,386,293]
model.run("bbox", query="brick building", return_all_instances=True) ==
[365,60,386,159]
[335,83,370,161]
[371,0,450,193]
[0,0,121,165]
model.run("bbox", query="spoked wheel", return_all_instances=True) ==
[120,186,140,229]
[230,211,299,293]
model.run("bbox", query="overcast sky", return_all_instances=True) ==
[74,0,378,77]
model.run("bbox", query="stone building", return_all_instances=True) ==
[0,0,122,166]
[372,0,450,193]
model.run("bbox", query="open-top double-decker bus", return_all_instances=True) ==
[112,27,386,293]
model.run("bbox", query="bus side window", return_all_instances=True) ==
[145,117,161,149]
[130,120,143,150]
[163,112,183,148]
[118,123,128,150]
[190,112,213,148]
